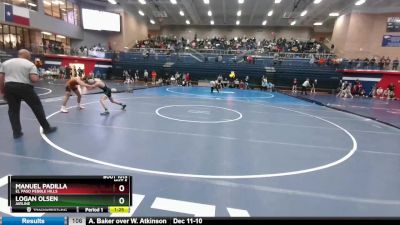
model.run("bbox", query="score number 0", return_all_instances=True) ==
[118,184,126,205]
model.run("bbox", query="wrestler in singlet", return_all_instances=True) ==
[66,78,79,92]
[60,77,93,113]
[91,78,126,116]
[98,82,112,98]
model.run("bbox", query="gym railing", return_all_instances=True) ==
[124,47,336,59]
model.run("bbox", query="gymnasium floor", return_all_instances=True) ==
[1,85,400,217]
[294,93,400,129]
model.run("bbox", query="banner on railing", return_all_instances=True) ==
[88,47,106,58]
[382,35,400,47]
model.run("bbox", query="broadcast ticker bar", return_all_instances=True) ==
[1,217,399,225]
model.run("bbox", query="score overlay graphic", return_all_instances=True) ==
[8,176,132,213]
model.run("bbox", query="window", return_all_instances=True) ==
[43,0,80,25]
[0,34,3,50]
[51,0,61,18]
[65,1,74,24]
[41,32,70,54]
[43,0,52,15]
[0,25,7,49]
[73,4,80,26]
[0,0,38,11]
[0,23,30,50]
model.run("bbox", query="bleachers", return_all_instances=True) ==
[113,53,340,90]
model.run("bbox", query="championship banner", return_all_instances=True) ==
[382,35,400,47]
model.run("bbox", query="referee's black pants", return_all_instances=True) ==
[301,86,308,95]
[4,82,50,135]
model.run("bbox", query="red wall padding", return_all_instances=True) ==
[60,58,96,76]
[377,74,400,97]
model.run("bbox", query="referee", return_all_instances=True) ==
[301,78,311,95]
[0,49,57,139]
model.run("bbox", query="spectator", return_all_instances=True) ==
[385,57,391,70]
[310,79,317,94]
[353,80,363,96]
[245,76,249,89]
[185,73,191,86]
[134,35,324,54]
[344,83,354,98]
[234,78,240,88]
[337,81,347,97]
[318,58,326,66]
[239,80,245,89]
[309,55,315,65]
[143,69,149,85]
[229,71,236,88]
[369,57,376,69]
[267,81,275,92]
[388,82,396,100]
[369,84,377,98]
[261,76,268,91]
[376,86,384,99]
[218,55,223,62]
[393,57,399,70]
[175,72,181,86]
[378,57,385,70]
[363,58,369,69]
[383,88,389,99]
[292,78,298,93]
[151,70,157,85]
[170,74,176,86]
[217,74,223,88]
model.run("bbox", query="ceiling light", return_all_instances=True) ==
[41,31,52,35]
[290,20,296,26]
[107,0,117,4]
[313,22,323,26]
[52,0,64,4]
[203,0,209,4]
[138,10,145,16]
[274,0,281,3]
[237,10,242,17]
[210,20,214,25]
[329,12,340,17]
[262,20,267,26]
[314,0,322,4]
[208,10,212,16]
[355,0,366,6]
[186,20,190,25]
[238,0,244,4]
[300,10,307,17]
[138,0,146,4]
[170,0,177,5]
[179,10,185,16]
[150,19,155,24]
[28,2,37,7]
[56,35,66,39]
[267,10,273,17]
[236,20,240,25]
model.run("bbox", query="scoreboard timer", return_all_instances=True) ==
[8,176,132,213]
